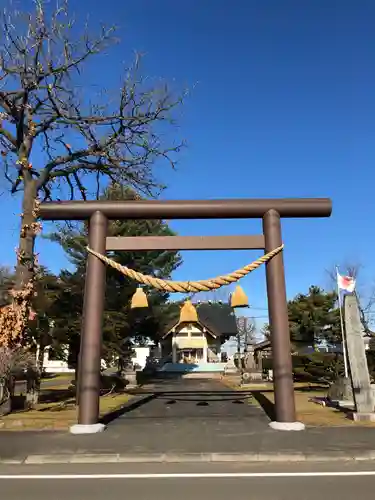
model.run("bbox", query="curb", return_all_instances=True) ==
[1,451,375,465]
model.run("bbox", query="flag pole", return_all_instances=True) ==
[336,266,349,378]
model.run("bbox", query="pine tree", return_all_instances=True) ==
[261,286,341,346]
[288,285,341,345]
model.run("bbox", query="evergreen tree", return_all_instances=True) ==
[288,286,341,345]
[261,286,341,346]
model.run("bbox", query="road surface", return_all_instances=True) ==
[1,461,375,499]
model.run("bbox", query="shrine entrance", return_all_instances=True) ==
[39,197,332,434]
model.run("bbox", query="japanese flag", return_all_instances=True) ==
[337,271,356,293]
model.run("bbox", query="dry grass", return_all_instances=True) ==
[39,376,74,391]
[0,392,131,431]
[1,372,134,430]
[222,376,375,427]
[41,373,73,381]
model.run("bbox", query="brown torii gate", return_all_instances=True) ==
[39,197,332,434]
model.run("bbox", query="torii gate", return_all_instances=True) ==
[39,197,332,434]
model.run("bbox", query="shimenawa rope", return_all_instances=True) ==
[85,244,284,293]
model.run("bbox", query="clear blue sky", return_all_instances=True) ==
[1,0,375,325]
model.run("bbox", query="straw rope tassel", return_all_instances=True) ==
[85,244,284,294]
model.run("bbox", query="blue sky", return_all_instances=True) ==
[1,0,375,327]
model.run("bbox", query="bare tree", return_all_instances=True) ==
[235,316,257,350]
[260,323,270,341]
[0,0,185,299]
[0,345,34,411]
[326,262,375,334]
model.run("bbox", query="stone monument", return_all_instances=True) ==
[327,375,353,407]
[242,346,263,382]
[224,356,238,374]
[344,294,375,421]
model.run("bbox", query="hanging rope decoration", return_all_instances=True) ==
[85,244,284,294]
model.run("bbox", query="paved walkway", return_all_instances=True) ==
[105,377,269,453]
[111,377,268,423]
[1,377,375,462]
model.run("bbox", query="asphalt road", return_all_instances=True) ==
[1,462,375,500]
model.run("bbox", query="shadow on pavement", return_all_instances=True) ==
[251,390,276,421]
[99,393,158,425]
[100,385,264,426]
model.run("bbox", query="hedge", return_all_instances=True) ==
[261,352,375,382]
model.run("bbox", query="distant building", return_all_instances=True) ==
[160,302,237,364]
[40,342,157,373]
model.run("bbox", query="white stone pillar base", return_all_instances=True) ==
[350,412,375,422]
[69,423,106,435]
[269,421,305,431]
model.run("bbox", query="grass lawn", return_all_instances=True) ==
[222,376,375,427]
[41,373,74,382]
[1,375,133,431]
[41,373,73,380]
[13,373,74,393]
[39,373,75,391]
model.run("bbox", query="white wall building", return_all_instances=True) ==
[40,344,153,373]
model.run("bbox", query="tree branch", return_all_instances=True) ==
[0,0,185,200]
[0,124,17,148]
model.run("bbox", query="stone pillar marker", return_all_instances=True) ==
[344,294,375,421]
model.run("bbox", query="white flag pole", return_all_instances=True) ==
[336,266,349,378]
